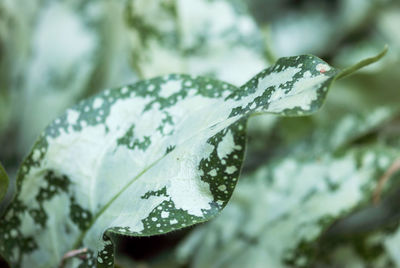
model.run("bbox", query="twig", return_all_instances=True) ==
[261,25,278,65]
[373,158,400,204]
[59,248,88,268]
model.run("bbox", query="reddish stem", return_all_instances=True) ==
[373,158,400,204]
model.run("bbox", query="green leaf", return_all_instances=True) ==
[0,53,379,268]
[0,162,9,204]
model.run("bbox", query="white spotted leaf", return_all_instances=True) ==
[176,146,400,268]
[0,54,369,268]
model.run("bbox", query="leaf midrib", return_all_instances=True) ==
[72,155,163,249]
[70,97,243,250]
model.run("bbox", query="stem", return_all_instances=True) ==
[373,158,400,204]
[336,45,388,80]
[59,248,88,268]
[261,25,278,65]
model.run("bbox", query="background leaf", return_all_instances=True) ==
[177,114,400,268]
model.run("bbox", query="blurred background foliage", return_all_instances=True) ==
[1,0,400,267]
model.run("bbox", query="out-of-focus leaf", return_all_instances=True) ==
[0,0,136,159]
[316,244,392,268]
[176,145,400,268]
[126,0,267,85]
[244,105,399,174]
[0,55,342,268]
[248,0,377,58]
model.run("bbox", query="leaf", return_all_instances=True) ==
[317,244,393,268]
[126,0,267,85]
[244,105,399,175]
[0,53,377,268]
[176,145,400,268]
[0,162,9,204]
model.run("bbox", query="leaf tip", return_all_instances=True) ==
[336,45,389,80]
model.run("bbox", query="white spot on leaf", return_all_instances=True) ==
[93,98,104,109]
[67,110,80,125]
[225,166,237,174]
[217,130,237,160]
[161,211,169,218]
[159,80,181,98]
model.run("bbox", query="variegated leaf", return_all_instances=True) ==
[126,0,266,85]
[176,146,400,268]
[0,55,344,268]
[0,162,8,204]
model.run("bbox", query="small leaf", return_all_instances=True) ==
[0,162,9,203]
[0,53,383,267]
